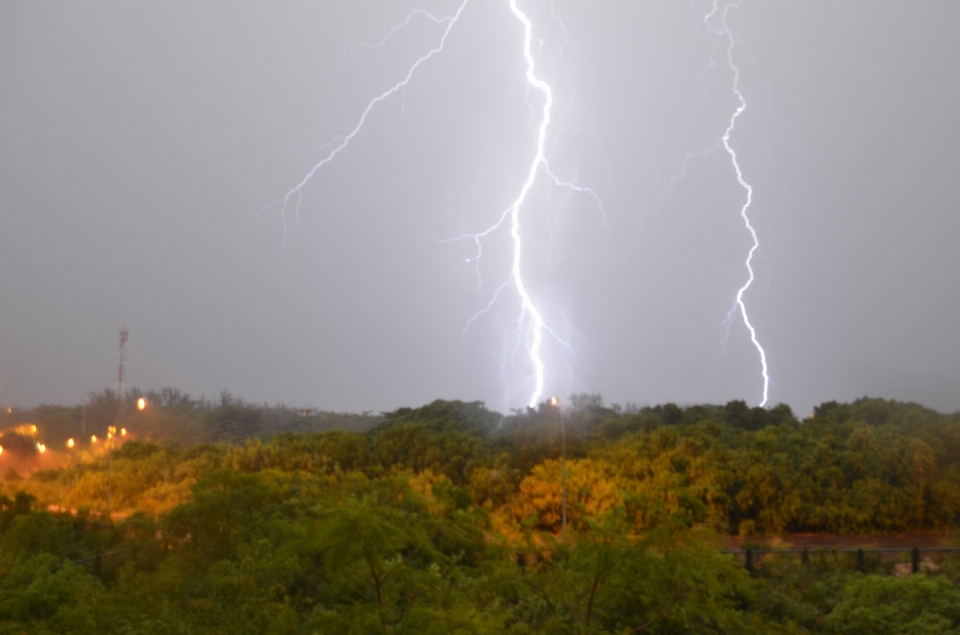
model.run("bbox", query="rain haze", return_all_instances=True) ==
[1,0,958,416]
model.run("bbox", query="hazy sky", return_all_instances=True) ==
[2,0,958,416]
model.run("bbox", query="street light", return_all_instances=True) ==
[551,396,567,542]
[106,424,115,515]
[105,398,144,517]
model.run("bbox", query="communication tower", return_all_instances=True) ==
[117,328,129,403]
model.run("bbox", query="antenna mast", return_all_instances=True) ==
[117,328,129,403]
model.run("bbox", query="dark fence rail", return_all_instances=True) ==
[71,539,167,578]
[724,546,960,574]
[65,540,960,580]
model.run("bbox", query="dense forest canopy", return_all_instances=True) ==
[6,391,958,536]
[2,392,960,633]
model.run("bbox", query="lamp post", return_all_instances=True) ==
[105,398,142,517]
[106,423,116,516]
[551,396,567,542]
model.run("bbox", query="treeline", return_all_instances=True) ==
[5,396,960,535]
[0,388,382,454]
[2,396,960,632]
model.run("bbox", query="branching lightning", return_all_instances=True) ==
[431,1,604,409]
[265,0,471,244]
[544,159,608,228]
[706,0,770,406]
[337,9,453,63]
[262,0,770,410]
[643,140,721,229]
[267,0,602,410]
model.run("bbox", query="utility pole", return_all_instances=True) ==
[550,396,567,542]
[117,328,129,403]
[561,406,567,542]
[106,427,112,516]
[109,327,129,520]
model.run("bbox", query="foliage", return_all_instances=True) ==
[0,395,959,632]
[827,575,960,634]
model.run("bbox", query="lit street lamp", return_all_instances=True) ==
[106,426,116,515]
[105,398,145,517]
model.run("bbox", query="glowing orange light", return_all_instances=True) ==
[137,397,146,411]
[107,432,113,440]
[30,425,37,433]
[37,443,46,454]
[67,438,75,448]
[120,428,127,436]
[550,396,558,407]
[5,407,10,414]
[0,446,4,455]
[91,435,98,443]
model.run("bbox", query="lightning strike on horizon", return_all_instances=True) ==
[431,1,604,409]
[707,0,770,406]
[269,0,597,410]
[505,0,551,408]
[434,157,605,355]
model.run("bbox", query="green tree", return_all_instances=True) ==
[827,575,960,634]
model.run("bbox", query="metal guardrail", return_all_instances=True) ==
[71,539,166,577]
[724,546,960,574]
[66,540,960,578]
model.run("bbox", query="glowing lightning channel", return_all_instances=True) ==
[434,3,600,409]
[543,159,609,228]
[507,0,553,408]
[267,0,471,243]
[270,0,591,411]
[710,0,770,406]
[337,9,453,63]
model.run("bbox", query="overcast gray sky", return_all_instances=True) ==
[1,0,958,416]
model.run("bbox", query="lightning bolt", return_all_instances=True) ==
[430,1,602,410]
[266,0,599,410]
[337,9,453,64]
[544,159,609,228]
[263,0,471,244]
[643,140,722,229]
[507,0,552,408]
[707,0,770,407]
